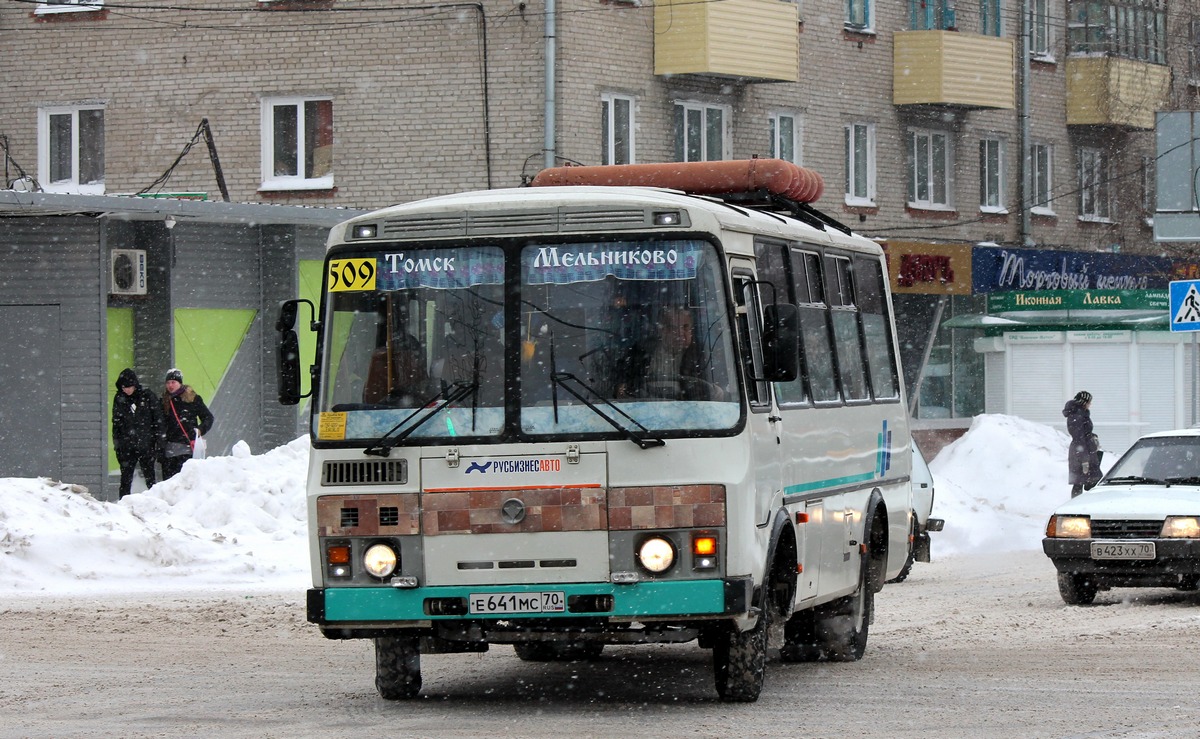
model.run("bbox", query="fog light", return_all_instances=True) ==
[637,537,675,573]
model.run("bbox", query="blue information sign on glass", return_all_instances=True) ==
[1169,280,1200,332]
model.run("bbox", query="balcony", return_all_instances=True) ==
[653,0,799,83]
[893,31,1014,110]
[1066,57,1170,130]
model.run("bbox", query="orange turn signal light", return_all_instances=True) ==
[327,545,351,564]
[795,512,809,524]
[693,536,717,556]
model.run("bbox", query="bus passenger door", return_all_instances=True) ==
[731,263,782,530]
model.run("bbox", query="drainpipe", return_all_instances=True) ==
[544,0,557,170]
[1018,0,1032,245]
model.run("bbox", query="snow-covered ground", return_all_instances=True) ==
[0,414,1087,596]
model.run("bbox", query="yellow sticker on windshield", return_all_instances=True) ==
[318,412,348,440]
[327,258,376,292]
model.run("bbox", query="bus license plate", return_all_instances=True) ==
[468,591,566,615]
[1091,541,1155,560]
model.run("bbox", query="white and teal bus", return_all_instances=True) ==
[277,160,915,702]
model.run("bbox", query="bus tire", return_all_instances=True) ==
[375,635,421,699]
[780,609,822,663]
[712,610,768,702]
[816,565,873,662]
[888,518,918,583]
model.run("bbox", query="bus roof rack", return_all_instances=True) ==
[529,159,853,236]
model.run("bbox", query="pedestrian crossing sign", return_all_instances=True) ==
[1170,280,1200,332]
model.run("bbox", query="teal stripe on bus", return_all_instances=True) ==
[783,471,876,496]
[323,579,726,622]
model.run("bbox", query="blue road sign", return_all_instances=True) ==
[1170,280,1200,332]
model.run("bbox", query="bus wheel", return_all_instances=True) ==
[816,565,873,662]
[375,636,421,699]
[780,609,821,663]
[712,611,767,702]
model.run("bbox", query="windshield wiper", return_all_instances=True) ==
[1163,476,1200,486]
[1103,475,1165,485]
[550,371,665,450]
[363,381,478,457]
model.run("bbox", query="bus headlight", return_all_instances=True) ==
[637,536,676,573]
[363,543,399,578]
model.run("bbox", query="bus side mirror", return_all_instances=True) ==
[276,299,314,406]
[278,328,302,405]
[762,303,799,382]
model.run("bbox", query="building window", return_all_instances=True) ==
[846,0,872,30]
[1031,142,1054,214]
[674,102,728,163]
[34,0,103,15]
[980,0,1002,36]
[1078,146,1111,221]
[911,0,955,30]
[769,112,801,164]
[844,122,875,206]
[979,138,1006,212]
[260,96,334,191]
[38,105,104,195]
[1029,0,1052,58]
[907,128,953,209]
[601,94,635,166]
[1067,0,1165,64]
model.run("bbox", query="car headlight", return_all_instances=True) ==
[1161,517,1200,538]
[1048,515,1091,539]
[363,543,399,578]
[637,536,676,573]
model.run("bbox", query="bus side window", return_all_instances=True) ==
[825,254,869,401]
[853,255,900,400]
[754,240,807,406]
[790,248,840,403]
[733,271,770,408]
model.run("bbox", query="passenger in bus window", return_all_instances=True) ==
[624,305,717,400]
[363,332,437,406]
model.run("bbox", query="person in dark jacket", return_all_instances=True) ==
[112,368,163,499]
[160,368,215,479]
[1063,390,1100,497]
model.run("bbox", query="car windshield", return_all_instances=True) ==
[1102,436,1200,485]
[313,240,741,444]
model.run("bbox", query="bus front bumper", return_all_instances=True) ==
[307,577,750,628]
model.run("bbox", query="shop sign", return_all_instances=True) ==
[987,289,1169,312]
[973,246,1174,294]
[882,241,972,295]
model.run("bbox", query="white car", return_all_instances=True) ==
[1042,428,1200,605]
[891,444,944,582]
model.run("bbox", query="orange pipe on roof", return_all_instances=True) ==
[530,159,825,203]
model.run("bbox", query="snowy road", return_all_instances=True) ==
[2,550,1199,738]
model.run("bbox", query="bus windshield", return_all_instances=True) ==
[315,239,740,443]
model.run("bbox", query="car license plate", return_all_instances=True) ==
[468,591,566,615]
[1090,541,1155,560]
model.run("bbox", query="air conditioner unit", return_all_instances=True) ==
[110,249,148,296]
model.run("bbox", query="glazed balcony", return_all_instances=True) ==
[893,30,1014,109]
[653,0,799,83]
[1066,56,1170,130]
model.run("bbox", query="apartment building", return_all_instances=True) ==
[0,0,1197,488]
